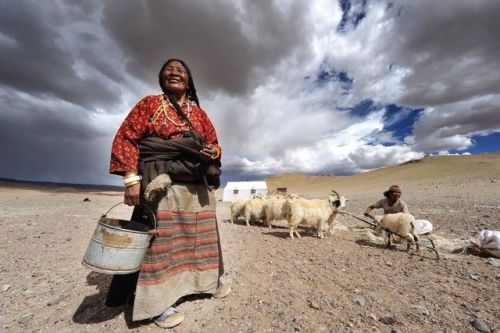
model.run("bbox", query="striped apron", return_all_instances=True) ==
[132,184,223,321]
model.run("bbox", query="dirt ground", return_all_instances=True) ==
[1,158,499,332]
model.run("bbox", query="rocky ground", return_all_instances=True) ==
[0,175,499,333]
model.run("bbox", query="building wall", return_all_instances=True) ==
[222,184,268,201]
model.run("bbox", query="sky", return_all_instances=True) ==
[0,0,499,186]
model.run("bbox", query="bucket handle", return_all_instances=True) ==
[102,202,158,233]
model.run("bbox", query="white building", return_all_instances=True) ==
[222,181,268,202]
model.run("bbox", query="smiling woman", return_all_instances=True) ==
[104,58,228,329]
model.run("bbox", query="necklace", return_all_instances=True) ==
[150,95,192,127]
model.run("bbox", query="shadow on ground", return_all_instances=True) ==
[72,272,126,324]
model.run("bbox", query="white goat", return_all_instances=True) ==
[373,212,420,252]
[262,197,288,228]
[230,199,247,224]
[325,190,346,235]
[243,197,266,226]
[285,190,346,239]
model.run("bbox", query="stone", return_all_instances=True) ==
[2,284,10,292]
[469,273,480,281]
[461,303,479,313]
[354,296,366,306]
[47,293,69,306]
[471,318,491,333]
[486,258,500,267]
[308,300,321,310]
[18,314,33,325]
[379,316,396,325]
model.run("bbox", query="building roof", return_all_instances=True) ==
[224,181,267,190]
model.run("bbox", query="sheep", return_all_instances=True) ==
[373,212,420,252]
[285,190,346,239]
[230,199,247,224]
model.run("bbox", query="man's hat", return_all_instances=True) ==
[388,185,401,193]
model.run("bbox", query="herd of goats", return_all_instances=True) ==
[228,190,430,256]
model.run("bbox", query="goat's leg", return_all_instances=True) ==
[386,232,392,248]
[329,222,335,236]
[316,222,324,238]
[294,228,301,238]
[289,226,295,239]
[317,228,324,239]
[266,216,273,229]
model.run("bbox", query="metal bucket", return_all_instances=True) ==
[82,203,157,275]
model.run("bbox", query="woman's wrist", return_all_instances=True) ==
[123,172,141,187]
[125,180,141,188]
[124,171,139,178]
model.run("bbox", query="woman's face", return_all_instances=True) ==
[161,60,189,96]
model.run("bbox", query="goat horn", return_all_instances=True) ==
[331,190,340,199]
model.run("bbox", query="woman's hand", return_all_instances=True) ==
[124,183,141,206]
[200,144,220,161]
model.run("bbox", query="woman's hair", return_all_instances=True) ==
[158,58,200,107]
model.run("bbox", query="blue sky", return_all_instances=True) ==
[0,0,499,186]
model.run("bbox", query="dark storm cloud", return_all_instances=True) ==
[410,95,500,152]
[389,0,500,106]
[0,88,111,184]
[101,0,310,96]
[0,1,122,109]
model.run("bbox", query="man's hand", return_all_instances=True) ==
[363,208,374,219]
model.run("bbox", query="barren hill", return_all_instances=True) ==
[266,154,500,198]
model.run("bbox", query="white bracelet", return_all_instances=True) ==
[123,175,142,186]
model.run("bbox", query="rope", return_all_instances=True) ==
[338,211,378,227]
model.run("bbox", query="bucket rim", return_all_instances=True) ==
[98,218,152,235]
[102,202,157,231]
[82,259,141,274]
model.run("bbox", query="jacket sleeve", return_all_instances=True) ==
[199,108,222,160]
[109,96,155,175]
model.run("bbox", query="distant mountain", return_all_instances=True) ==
[0,177,122,192]
[266,153,500,197]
